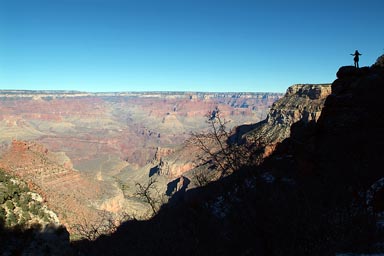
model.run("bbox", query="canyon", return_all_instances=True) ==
[0,90,281,170]
[0,90,282,232]
[0,84,334,238]
[1,56,384,255]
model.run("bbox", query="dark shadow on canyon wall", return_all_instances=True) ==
[165,176,190,197]
[149,166,159,177]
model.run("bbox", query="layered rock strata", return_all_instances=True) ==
[0,140,106,233]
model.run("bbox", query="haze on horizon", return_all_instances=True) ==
[0,0,383,93]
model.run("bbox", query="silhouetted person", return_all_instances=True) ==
[351,50,362,68]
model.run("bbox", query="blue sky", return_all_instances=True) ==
[0,0,383,93]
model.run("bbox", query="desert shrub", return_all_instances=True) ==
[0,192,6,204]
[6,183,21,200]
[22,211,31,221]
[14,197,22,207]
[18,217,27,226]
[19,199,29,212]
[38,209,46,219]
[29,203,39,215]
[19,185,29,193]
[43,215,50,222]
[21,204,29,212]
[0,171,6,182]
[7,212,17,226]
[0,207,6,220]
[5,200,14,211]
[5,218,12,227]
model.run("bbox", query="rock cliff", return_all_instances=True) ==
[299,62,384,210]
[238,83,331,146]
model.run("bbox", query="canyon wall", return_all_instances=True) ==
[0,90,282,234]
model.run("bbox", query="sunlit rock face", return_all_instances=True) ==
[266,84,331,127]
[225,84,332,161]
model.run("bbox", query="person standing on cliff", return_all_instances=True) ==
[351,50,362,68]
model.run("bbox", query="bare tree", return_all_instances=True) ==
[71,211,132,241]
[191,168,214,187]
[188,108,265,182]
[135,177,165,216]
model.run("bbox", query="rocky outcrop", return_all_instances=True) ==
[230,84,331,159]
[306,64,384,201]
[153,147,175,162]
[165,175,191,196]
[267,83,331,126]
[150,147,197,178]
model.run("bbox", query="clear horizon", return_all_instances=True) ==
[0,88,287,94]
[1,0,383,93]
